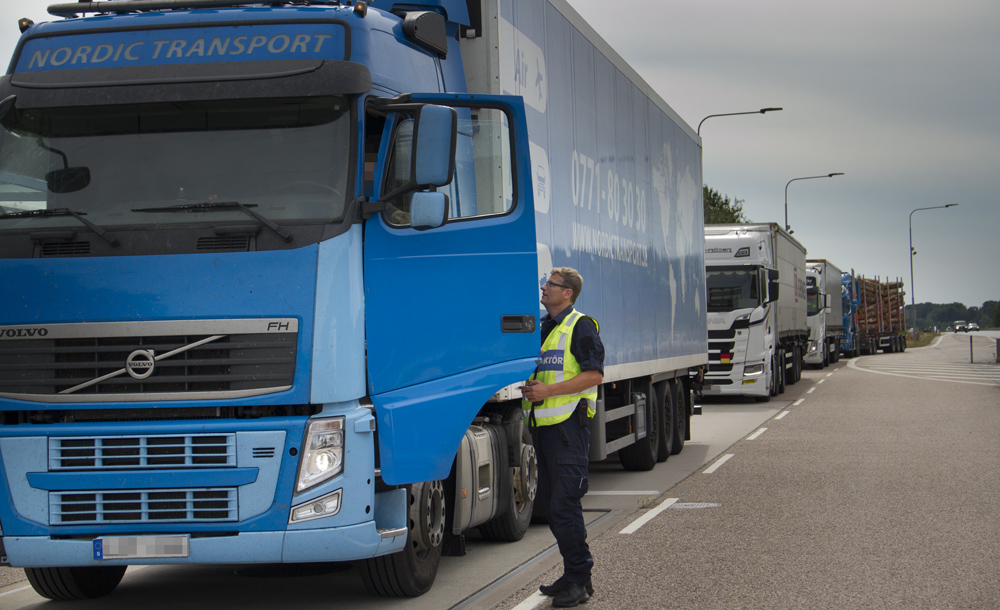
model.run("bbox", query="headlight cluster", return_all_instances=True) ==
[296,417,345,493]
[744,363,764,376]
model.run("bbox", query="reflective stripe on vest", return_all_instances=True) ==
[523,310,598,426]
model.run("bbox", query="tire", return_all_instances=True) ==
[670,381,687,454]
[25,566,127,601]
[359,480,445,597]
[619,388,659,471]
[655,382,673,463]
[479,429,536,542]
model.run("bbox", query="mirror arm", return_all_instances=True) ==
[359,198,386,220]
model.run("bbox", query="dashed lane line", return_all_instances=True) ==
[703,453,734,474]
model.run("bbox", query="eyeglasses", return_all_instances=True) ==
[544,280,569,290]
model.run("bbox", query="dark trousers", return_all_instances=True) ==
[533,413,593,584]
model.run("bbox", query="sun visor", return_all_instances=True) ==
[8,59,371,107]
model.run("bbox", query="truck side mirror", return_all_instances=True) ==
[378,104,458,204]
[413,105,457,188]
[767,269,780,303]
[410,191,448,230]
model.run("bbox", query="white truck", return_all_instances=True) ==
[804,260,845,367]
[704,223,808,401]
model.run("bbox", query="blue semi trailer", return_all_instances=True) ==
[0,0,706,600]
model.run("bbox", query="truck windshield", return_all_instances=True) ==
[706,268,760,311]
[0,96,351,229]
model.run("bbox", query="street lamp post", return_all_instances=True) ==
[909,204,958,336]
[697,107,782,136]
[784,173,845,232]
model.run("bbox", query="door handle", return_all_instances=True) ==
[501,315,536,333]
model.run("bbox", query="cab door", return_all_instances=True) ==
[364,94,540,396]
[363,94,540,483]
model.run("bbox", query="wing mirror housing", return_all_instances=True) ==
[766,269,780,303]
[410,191,448,230]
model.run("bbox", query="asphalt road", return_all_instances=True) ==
[496,332,1000,610]
[2,333,997,609]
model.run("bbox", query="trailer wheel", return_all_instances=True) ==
[480,429,536,542]
[359,480,444,597]
[619,388,659,471]
[25,566,126,601]
[670,381,687,454]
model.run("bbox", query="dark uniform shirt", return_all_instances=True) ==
[540,306,605,375]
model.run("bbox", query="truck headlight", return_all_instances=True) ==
[744,363,764,376]
[296,417,345,493]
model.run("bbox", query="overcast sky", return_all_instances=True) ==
[2,1,997,308]
[562,0,999,309]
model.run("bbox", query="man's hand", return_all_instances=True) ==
[518,379,549,403]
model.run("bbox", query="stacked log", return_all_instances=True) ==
[856,276,906,334]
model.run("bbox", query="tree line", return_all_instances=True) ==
[703,185,996,329]
[905,301,999,331]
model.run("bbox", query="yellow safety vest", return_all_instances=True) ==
[522,310,599,427]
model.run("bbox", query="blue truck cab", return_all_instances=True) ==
[0,0,541,599]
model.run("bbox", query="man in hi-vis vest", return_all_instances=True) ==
[519,267,604,608]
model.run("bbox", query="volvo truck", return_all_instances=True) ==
[0,0,707,600]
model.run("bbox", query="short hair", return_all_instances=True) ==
[550,267,583,304]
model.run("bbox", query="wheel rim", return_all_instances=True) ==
[410,480,445,554]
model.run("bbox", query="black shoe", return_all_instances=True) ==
[539,576,594,597]
[552,582,590,607]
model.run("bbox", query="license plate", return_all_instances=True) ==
[94,536,189,560]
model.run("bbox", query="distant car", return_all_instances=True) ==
[954,321,968,332]
[967,322,980,332]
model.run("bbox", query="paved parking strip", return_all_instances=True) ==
[850,333,1000,386]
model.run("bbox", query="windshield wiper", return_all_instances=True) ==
[132,201,292,243]
[0,207,119,245]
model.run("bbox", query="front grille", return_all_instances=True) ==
[50,434,235,470]
[51,488,238,524]
[0,319,297,402]
[708,338,737,374]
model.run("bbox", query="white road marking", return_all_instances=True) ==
[619,497,679,534]
[703,454,734,474]
[746,428,767,440]
[510,591,548,610]
[793,398,805,406]
[817,378,826,384]
[807,387,816,394]
[775,410,790,419]
[587,490,661,496]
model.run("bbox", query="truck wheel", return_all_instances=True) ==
[670,381,686,454]
[479,430,536,542]
[359,480,444,597]
[656,382,673,463]
[619,389,659,471]
[25,566,126,600]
